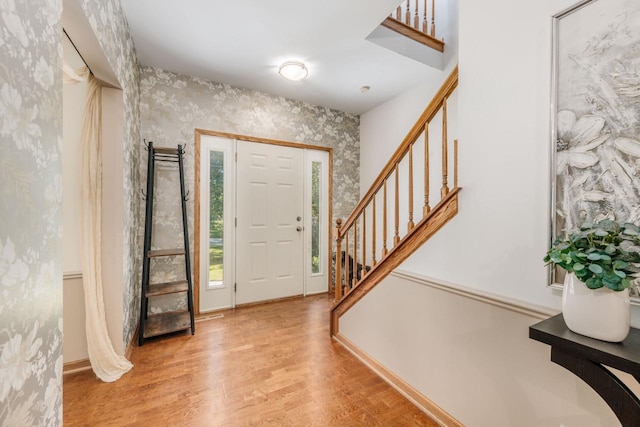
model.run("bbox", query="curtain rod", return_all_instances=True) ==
[63,28,93,75]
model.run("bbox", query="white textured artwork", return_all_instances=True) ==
[552,0,640,295]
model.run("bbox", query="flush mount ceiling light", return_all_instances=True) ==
[278,61,308,81]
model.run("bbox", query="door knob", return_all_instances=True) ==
[296,216,302,221]
[296,226,303,232]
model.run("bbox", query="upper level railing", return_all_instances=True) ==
[393,0,438,38]
[334,65,458,301]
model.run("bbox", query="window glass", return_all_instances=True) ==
[209,151,224,284]
[311,161,321,274]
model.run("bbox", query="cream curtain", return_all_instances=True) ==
[68,64,133,382]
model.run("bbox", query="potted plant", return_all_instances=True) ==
[544,219,640,342]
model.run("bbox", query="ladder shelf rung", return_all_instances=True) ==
[143,311,191,339]
[153,147,180,155]
[147,248,185,258]
[146,280,189,297]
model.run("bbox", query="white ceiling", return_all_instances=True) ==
[121,0,437,115]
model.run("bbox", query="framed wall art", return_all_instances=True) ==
[549,0,640,299]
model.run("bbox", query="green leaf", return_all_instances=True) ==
[613,260,629,270]
[588,264,603,274]
[587,253,601,261]
[595,228,609,237]
[585,277,603,289]
[624,223,639,233]
[623,228,639,236]
[599,219,614,230]
[575,268,590,279]
[605,244,616,254]
[572,263,585,271]
[603,273,621,286]
[614,270,626,279]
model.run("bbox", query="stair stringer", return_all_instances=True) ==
[330,188,459,335]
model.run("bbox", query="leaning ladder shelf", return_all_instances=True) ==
[138,141,195,346]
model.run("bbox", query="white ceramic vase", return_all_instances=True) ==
[562,272,630,342]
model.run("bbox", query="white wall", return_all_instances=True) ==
[348,0,640,424]
[361,0,640,316]
[341,272,623,427]
[63,35,87,274]
[62,35,89,363]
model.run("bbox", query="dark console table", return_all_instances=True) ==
[529,314,640,426]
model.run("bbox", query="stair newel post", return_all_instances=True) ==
[423,0,428,33]
[408,144,415,231]
[454,139,459,189]
[405,0,411,26]
[431,0,436,37]
[423,124,431,216]
[372,195,377,266]
[394,163,400,245]
[361,208,367,279]
[382,180,388,257]
[335,218,343,301]
[413,0,419,30]
[178,145,195,335]
[396,5,402,20]
[441,97,449,198]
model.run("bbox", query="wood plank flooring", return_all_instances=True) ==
[64,294,439,426]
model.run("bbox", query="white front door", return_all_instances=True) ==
[235,140,304,304]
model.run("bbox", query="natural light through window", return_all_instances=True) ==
[311,161,321,274]
[209,151,224,285]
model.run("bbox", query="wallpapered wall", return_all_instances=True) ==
[79,0,142,349]
[139,66,360,311]
[0,0,63,425]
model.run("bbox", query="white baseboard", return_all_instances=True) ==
[334,332,464,427]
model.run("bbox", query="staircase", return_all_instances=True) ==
[367,0,446,69]
[331,65,459,335]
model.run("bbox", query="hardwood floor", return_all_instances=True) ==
[64,294,439,426]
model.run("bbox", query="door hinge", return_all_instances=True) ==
[235,217,237,227]
[235,152,237,162]
[234,283,237,293]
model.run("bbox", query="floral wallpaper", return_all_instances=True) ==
[139,66,360,311]
[79,0,142,348]
[0,0,63,425]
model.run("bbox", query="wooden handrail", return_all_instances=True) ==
[333,65,459,301]
[337,66,458,234]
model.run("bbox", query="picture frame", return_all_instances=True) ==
[549,0,640,300]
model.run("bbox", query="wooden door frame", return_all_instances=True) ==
[194,128,333,315]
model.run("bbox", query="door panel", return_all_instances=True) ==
[236,141,304,304]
